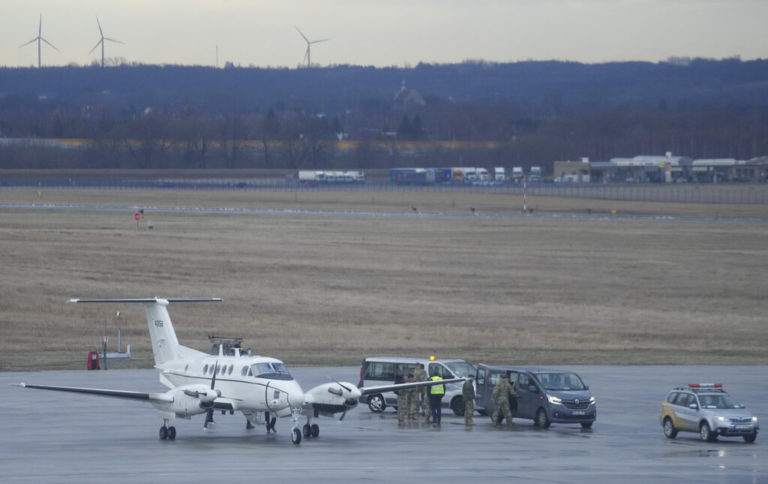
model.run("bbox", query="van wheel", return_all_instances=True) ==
[368,394,385,413]
[535,408,551,429]
[663,418,677,439]
[451,397,465,417]
[700,422,717,442]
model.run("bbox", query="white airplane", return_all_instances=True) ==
[19,298,461,444]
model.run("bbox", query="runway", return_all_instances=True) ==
[2,202,767,225]
[3,366,767,483]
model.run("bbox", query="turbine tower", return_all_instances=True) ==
[19,14,59,68]
[89,16,123,67]
[294,26,330,68]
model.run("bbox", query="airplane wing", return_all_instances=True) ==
[19,382,237,412]
[18,382,173,403]
[359,377,465,395]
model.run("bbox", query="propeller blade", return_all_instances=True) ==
[211,361,218,390]
[339,408,347,421]
[336,381,352,392]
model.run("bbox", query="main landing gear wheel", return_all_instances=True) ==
[291,427,302,445]
[159,425,176,440]
[311,423,320,438]
[303,424,311,438]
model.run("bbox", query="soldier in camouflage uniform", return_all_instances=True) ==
[406,371,420,420]
[492,373,516,426]
[396,373,409,427]
[413,363,430,422]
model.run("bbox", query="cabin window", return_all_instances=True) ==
[203,364,209,374]
[241,366,248,376]
[228,365,233,375]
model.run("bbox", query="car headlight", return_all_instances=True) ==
[589,396,596,405]
[547,394,562,405]
[716,416,727,422]
[752,416,759,423]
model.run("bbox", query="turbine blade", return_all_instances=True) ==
[104,37,124,44]
[96,16,103,37]
[294,26,309,43]
[89,39,103,54]
[19,37,38,48]
[41,38,59,51]
[311,38,331,44]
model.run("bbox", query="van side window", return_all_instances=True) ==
[518,373,531,388]
[477,368,486,386]
[490,373,500,386]
[367,362,395,381]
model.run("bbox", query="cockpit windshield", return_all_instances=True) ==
[536,372,587,391]
[251,362,293,380]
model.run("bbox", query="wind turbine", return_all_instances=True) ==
[89,16,123,67]
[294,26,330,68]
[19,14,59,68]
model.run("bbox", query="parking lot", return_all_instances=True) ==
[3,365,766,483]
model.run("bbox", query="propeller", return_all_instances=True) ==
[203,361,219,429]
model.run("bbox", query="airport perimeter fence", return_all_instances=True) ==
[2,176,768,204]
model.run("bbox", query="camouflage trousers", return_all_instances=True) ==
[492,399,513,425]
[397,393,409,426]
[464,399,475,425]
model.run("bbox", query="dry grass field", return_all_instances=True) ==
[1,186,767,370]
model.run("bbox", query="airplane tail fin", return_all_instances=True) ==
[69,298,221,366]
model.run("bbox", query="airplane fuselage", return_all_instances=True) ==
[157,350,305,418]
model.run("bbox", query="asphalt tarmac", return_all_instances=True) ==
[3,366,766,483]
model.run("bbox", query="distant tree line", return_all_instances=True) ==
[1,58,767,172]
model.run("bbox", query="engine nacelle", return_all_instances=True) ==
[150,388,210,419]
[305,382,360,417]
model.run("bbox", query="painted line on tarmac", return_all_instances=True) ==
[1,202,767,225]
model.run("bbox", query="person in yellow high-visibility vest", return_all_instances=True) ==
[429,374,445,425]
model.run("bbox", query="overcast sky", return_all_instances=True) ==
[3,0,767,68]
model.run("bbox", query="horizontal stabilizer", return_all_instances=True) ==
[69,298,222,304]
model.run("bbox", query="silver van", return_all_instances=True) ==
[474,364,596,428]
[357,356,475,416]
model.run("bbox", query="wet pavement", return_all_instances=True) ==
[3,366,766,483]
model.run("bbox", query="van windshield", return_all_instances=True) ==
[444,361,476,378]
[536,372,586,391]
